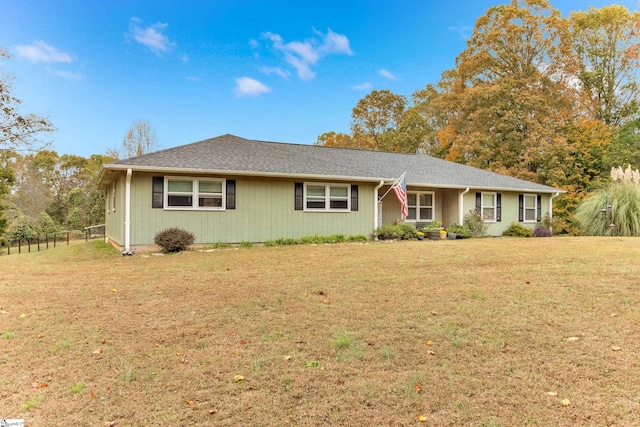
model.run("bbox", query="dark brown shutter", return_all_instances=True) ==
[537,194,542,221]
[226,180,236,210]
[496,193,502,222]
[518,195,524,222]
[351,185,358,211]
[295,183,303,210]
[152,177,163,208]
[475,192,481,212]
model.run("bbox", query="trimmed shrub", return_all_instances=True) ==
[154,227,195,253]
[446,223,473,239]
[502,222,533,237]
[533,225,553,237]
[375,223,418,240]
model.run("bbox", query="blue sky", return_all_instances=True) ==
[1,0,638,157]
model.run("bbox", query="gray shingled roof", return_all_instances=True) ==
[101,134,562,193]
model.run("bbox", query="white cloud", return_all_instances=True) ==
[261,66,290,79]
[378,69,397,80]
[15,41,73,64]
[47,67,83,80]
[449,26,472,40]
[234,77,270,97]
[261,28,352,80]
[353,82,373,91]
[317,28,353,55]
[128,17,175,55]
[181,54,189,63]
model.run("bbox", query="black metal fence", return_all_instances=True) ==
[3,232,71,255]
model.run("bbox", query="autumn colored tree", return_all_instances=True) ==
[314,131,353,147]
[350,89,407,150]
[570,5,640,127]
[435,0,580,183]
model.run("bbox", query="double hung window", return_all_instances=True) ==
[304,183,350,211]
[165,177,225,210]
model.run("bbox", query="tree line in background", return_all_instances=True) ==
[0,42,159,243]
[316,1,640,233]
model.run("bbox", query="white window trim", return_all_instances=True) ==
[523,194,537,223]
[163,176,226,211]
[406,191,435,222]
[481,192,497,223]
[303,182,351,212]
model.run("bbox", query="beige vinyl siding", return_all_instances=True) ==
[128,173,375,245]
[380,186,445,226]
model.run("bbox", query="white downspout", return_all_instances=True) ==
[549,191,560,230]
[124,168,132,255]
[373,180,384,237]
[459,188,470,225]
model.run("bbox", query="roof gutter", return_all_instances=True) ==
[123,168,132,255]
[373,180,384,238]
[549,191,560,230]
[459,188,470,225]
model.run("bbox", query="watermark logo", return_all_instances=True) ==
[0,420,25,427]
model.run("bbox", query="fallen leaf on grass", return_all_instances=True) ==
[561,399,570,407]
[101,339,109,344]
[611,346,622,351]
[283,355,292,361]
[36,334,45,339]
[185,400,195,406]
[425,340,433,346]
[427,350,436,356]
[19,313,27,318]
[233,375,245,382]
[31,382,48,389]
[546,391,558,397]
[323,299,331,304]
[0,310,7,315]
[111,289,117,293]
[566,337,579,341]
[417,414,428,422]
[415,384,422,393]
[431,311,437,316]
[92,348,103,354]
[610,313,618,317]
[239,340,247,345]
[104,422,115,427]
[209,409,217,415]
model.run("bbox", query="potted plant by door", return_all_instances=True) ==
[423,221,443,240]
[417,231,425,240]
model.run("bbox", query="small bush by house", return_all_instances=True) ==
[154,227,195,253]
[502,223,534,237]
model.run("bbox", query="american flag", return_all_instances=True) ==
[392,174,409,219]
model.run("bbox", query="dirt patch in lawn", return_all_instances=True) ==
[1,237,639,426]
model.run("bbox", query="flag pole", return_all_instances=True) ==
[379,172,406,201]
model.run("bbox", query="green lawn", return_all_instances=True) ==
[0,237,639,426]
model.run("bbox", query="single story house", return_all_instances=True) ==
[97,134,563,251]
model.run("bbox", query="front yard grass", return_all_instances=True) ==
[0,237,638,426]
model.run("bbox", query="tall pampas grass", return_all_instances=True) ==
[575,165,640,236]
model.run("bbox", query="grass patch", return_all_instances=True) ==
[22,394,44,411]
[1,237,639,425]
[69,382,85,395]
